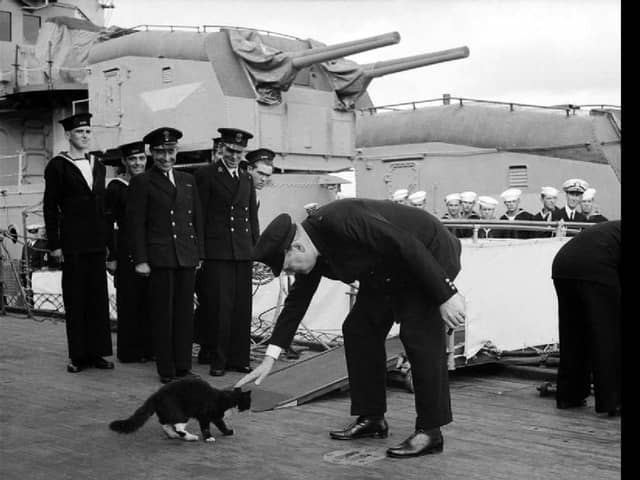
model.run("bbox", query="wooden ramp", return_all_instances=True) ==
[250,337,405,412]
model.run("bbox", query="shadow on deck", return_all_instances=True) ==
[1,314,620,480]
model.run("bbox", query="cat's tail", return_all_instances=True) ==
[109,397,155,434]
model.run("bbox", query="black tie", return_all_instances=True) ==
[569,211,574,220]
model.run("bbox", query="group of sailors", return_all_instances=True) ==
[390,178,608,239]
[42,112,278,383]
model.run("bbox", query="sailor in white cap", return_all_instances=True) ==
[477,196,499,238]
[533,186,560,223]
[442,193,461,220]
[441,193,465,238]
[408,190,427,209]
[459,191,479,220]
[553,179,589,222]
[581,188,608,223]
[499,188,534,239]
[390,188,409,205]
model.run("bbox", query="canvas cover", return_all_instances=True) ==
[227,29,369,108]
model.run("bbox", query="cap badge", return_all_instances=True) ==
[235,132,243,143]
[163,130,171,142]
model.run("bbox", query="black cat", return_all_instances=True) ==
[109,377,251,442]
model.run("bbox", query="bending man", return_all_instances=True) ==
[236,198,466,459]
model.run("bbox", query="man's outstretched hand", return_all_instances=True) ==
[234,356,276,388]
[439,292,467,331]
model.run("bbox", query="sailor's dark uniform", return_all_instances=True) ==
[43,152,112,365]
[105,177,153,362]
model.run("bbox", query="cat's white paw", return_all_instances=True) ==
[205,436,216,443]
[183,432,199,442]
[162,425,181,439]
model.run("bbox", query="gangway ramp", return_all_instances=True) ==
[249,336,405,412]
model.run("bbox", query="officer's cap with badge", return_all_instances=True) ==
[253,213,297,276]
[59,113,92,131]
[218,128,254,152]
[119,141,146,158]
[143,127,182,149]
[562,178,589,194]
[245,148,275,166]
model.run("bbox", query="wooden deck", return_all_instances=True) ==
[1,314,620,480]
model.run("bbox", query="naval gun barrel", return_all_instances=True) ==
[362,46,469,79]
[290,32,401,69]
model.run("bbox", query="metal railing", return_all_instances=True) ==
[440,218,596,243]
[363,94,621,117]
[0,152,26,192]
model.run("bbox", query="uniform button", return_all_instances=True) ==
[230,216,234,221]
[189,222,192,226]
[244,207,248,211]
[245,218,248,222]
[245,228,248,232]
[230,227,234,232]
[188,210,192,214]
[171,221,175,226]
[173,234,177,238]
[385,278,391,283]
[170,210,174,215]
[190,235,194,239]
[231,206,235,210]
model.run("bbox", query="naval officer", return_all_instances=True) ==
[127,127,204,383]
[237,198,467,458]
[105,140,153,363]
[194,128,259,376]
[43,113,114,373]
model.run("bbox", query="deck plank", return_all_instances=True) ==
[0,314,620,480]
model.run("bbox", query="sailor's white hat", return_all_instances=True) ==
[500,188,522,202]
[408,190,426,205]
[459,191,477,202]
[478,196,498,208]
[445,193,461,204]
[540,186,559,197]
[391,188,409,201]
[582,188,596,201]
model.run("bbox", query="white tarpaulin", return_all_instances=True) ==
[456,237,569,357]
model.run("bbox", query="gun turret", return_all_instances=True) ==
[362,46,470,79]
[290,32,401,69]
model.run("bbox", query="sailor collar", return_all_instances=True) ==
[60,151,94,168]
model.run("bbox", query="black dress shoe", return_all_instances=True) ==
[386,428,444,458]
[227,365,252,373]
[284,346,300,360]
[67,362,84,373]
[159,376,174,384]
[209,368,225,377]
[92,357,115,369]
[329,416,388,440]
[556,398,587,409]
